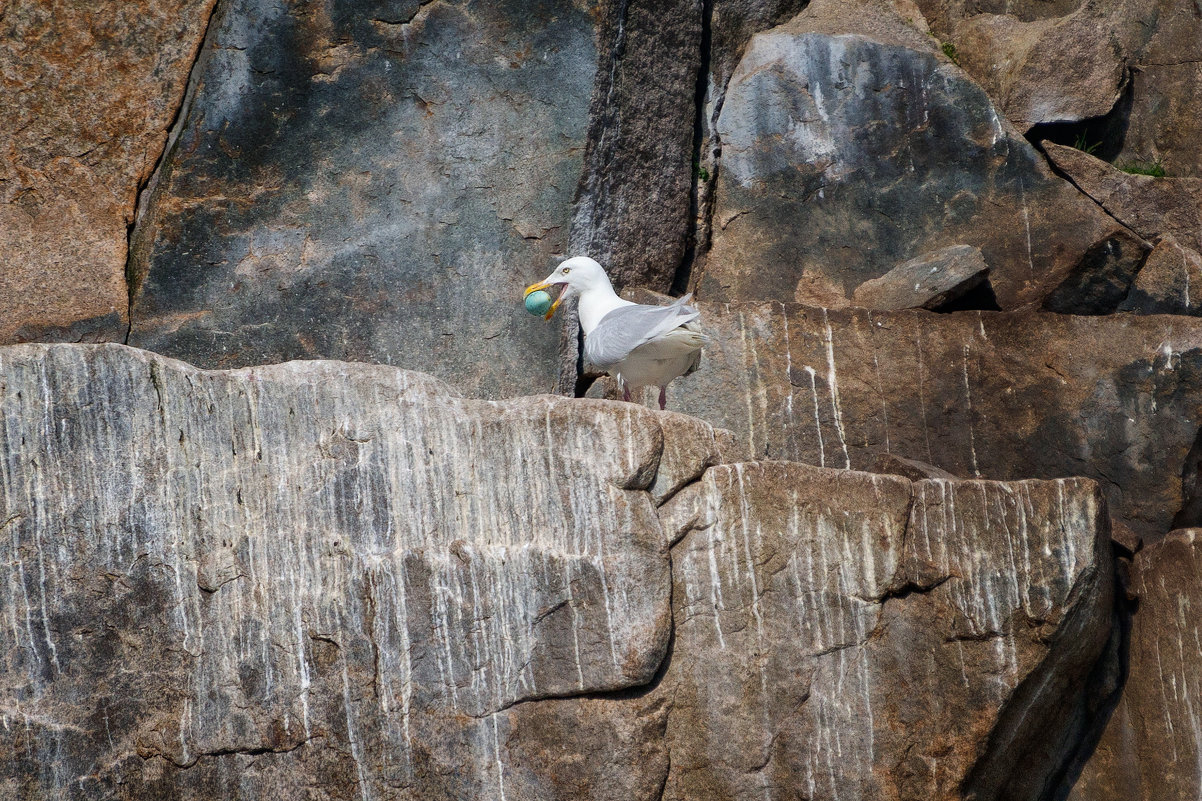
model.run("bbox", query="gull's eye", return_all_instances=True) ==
[562,267,571,275]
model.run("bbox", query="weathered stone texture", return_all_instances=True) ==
[0,0,216,343]
[1068,528,1202,801]
[1044,142,1202,254]
[126,0,707,399]
[851,244,990,311]
[670,302,1202,540]
[128,0,601,399]
[569,0,702,291]
[695,24,1144,309]
[0,344,689,799]
[658,462,1113,801]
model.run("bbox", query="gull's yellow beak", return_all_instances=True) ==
[524,280,565,321]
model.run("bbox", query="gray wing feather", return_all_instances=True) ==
[584,295,701,368]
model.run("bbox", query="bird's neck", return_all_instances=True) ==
[577,284,633,335]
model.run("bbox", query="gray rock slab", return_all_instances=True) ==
[0,343,700,798]
[670,301,1202,541]
[696,26,1145,310]
[851,244,989,310]
[657,461,1113,801]
[127,0,598,400]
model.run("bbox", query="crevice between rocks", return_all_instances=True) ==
[1049,546,1135,801]
[123,0,225,346]
[672,0,716,297]
[1026,72,1135,165]
[1171,425,1202,529]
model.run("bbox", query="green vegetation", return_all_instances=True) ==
[1072,132,1101,156]
[940,41,959,64]
[1119,158,1167,178]
[694,162,710,182]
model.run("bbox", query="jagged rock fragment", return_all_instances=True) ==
[852,244,990,310]
[1044,142,1202,253]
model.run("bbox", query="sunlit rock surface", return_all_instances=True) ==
[0,344,1120,800]
[0,0,216,343]
[0,344,706,798]
[657,462,1113,801]
[693,23,1145,310]
[672,302,1202,541]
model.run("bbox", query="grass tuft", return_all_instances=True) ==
[1118,158,1166,178]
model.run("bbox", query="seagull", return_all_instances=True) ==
[524,256,706,410]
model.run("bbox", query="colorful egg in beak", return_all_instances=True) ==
[524,289,553,316]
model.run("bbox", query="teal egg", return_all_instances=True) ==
[525,290,553,316]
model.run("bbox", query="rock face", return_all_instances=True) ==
[128,0,606,399]
[1068,528,1202,801]
[669,302,1202,541]
[694,23,1145,310]
[0,0,216,343]
[0,344,1118,800]
[658,462,1113,801]
[0,344,691,798]
[568,0,701,290]
[1044,142,1202,255]
[126,0,703,399]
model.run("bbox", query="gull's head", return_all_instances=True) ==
[523,256,612,320]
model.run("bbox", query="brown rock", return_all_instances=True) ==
[851,244,990,310]
[949,7,1141,131]
[658,462,1114,801]
[0,0,217,343]
[1044,142,1202,253]
[915,0,1202,176]
[671,301,1202,541]
[1120,235,1202,316]
[1069,528,1202,801]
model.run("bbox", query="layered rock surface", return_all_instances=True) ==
[0,344,694,798]
[0,345,1116,800]
[668,302,1202,541]
[658,462,1113,801]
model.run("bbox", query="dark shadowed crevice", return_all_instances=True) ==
[671,0,715,297]
[1050,549,1135,801]
[1042,235,1151,315]
[930,278,1002,312]
[568,0,632,269]
[1026,74,1135,164]
[1171,427,1202,529]
[123,0,225,345]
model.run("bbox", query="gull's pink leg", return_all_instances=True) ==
[658,386,667,410]
[623,384,632,403]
